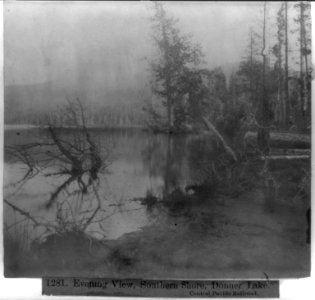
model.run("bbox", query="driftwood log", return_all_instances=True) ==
[260,155,310,161]
[244,131,311,149]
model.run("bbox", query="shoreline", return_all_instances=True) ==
[4,124,146,131]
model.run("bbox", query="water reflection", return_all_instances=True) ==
[5,127,309,243]
[4,128,203,241]
[3,127,311,278]
[141,134,189,195]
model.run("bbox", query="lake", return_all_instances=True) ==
[4,128,208,239]
[3,127,310,278]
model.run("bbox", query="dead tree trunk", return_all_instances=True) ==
[284,1,290,126]
[202,117,238,162]
[257,1,270,155]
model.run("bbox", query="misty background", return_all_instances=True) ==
[4,1,298,125]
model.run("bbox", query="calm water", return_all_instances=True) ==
[4,128,311,279]
[4,128,213,240]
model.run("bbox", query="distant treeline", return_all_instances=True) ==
[5,100,147,128]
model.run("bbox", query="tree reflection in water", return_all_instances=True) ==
[141,133,188,195]
[4,98,111,240]
[138,133,259,230]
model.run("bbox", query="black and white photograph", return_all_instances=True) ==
[2,0,312,282]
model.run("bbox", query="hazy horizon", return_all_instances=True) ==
[4,1,300,108]
[4,2,276,85]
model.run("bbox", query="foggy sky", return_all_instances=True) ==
[4,1,297,104]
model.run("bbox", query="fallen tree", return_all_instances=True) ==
[260,155,310,161]
[244,131,311,150]
[202,117,238,162]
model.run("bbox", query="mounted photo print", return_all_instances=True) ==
[2,1,311,288]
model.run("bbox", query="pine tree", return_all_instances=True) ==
[150,2,203,133]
